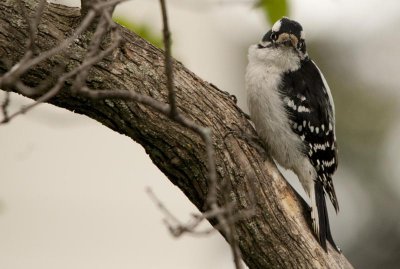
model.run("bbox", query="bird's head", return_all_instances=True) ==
[257,17,308,60]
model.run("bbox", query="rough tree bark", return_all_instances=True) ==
[0,1,353,268]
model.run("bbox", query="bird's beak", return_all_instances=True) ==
[277,33,298,48]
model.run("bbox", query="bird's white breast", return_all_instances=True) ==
[245,45,304,169]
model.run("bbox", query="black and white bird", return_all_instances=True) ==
[245,17,339,251]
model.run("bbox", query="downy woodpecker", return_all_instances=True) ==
[245,17,339,251]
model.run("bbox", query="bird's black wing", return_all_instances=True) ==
[280,58,339,210]
[281,58,340,251]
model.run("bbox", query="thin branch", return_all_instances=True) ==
[19,9,96,75]
[79,86,170,114]
[227,204,243,268]
[0,9,96,90]
[1,92,10,123]
[0,29,121,124]
[146,187,183,227]
[81,0,96,16]
[16,0,46,51]
[29,0,47,50]
[147,187,255,238]
[72,11,114,93]
[159,0,177,118]
[0,1,122,124]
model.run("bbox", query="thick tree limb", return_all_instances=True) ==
[0,1,353,268]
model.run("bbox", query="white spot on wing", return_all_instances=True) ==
[298,105,310,113]
[297,94,306,102]
[322,157,336,167]
[286,99,297,110]
[313,143,324,151]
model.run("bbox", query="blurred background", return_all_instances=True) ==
[1,0,400,268]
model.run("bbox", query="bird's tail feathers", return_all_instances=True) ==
[315,180,341,252]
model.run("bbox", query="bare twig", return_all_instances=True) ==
[79,86,170,114]
[159,0,177,118]
[1,92,10,123]
[0,30,121,124]
[72,10,115,93]
[146,187,183,227]
[147,187,255,238]
[0,9,96,91]
[0,0,123,124]
[17,0,46,51]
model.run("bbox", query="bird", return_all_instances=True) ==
[245,17,340,251]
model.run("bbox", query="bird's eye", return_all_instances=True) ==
[270,32,278,41]
[298,40,305,48]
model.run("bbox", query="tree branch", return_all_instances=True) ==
[0,1,353,268]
